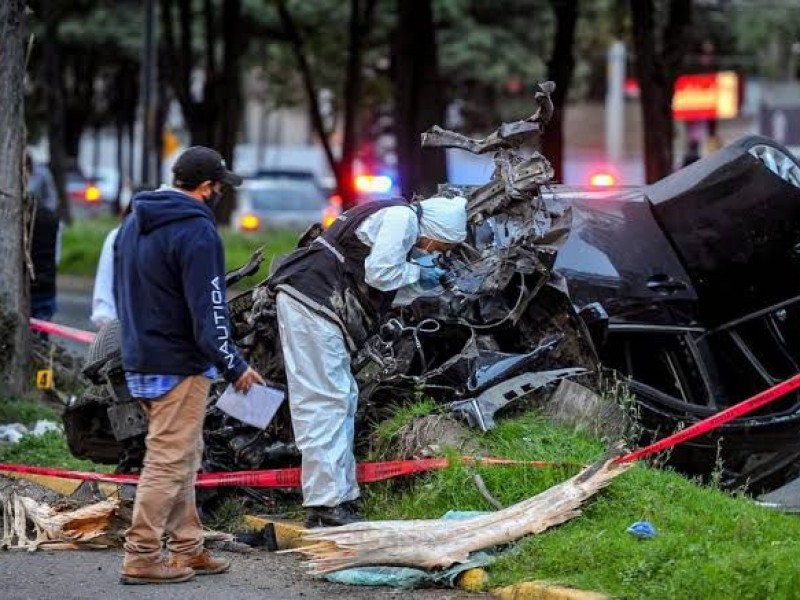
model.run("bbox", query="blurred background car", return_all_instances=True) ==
[89,166,122,213]
[65,167,103,218]
[232,169,340,233]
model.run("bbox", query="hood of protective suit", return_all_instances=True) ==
[417,196,468,243]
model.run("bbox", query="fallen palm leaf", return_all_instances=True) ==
[290,455,631,574]
[1,474,122,550]
[17,496,119,544]
[1,476,255,551]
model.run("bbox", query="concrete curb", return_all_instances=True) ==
[0,470,118,499]
[243,514,310,550]
[456,567,490,592]
[490,581,607,600]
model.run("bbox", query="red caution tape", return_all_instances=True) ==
[615,372,800,464]
[0,456,563,489]
[30,318,96,345]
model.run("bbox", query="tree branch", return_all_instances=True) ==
[160,0,181,104]
[275,0,339,183]
[543,0,579,180]
[664,0,692,83]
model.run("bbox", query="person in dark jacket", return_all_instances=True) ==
[25,153,59,323]
[29,205,59,322]
[115,146,264,585]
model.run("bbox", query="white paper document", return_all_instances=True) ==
[215,384,285,430]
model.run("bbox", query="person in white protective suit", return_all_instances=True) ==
[268,196,468,526]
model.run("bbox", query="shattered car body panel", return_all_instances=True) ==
[63,84,800,495]
[555,136,800,492]
[553,188,698,327]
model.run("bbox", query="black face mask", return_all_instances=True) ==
[204,189,222,211]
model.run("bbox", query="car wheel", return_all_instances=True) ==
[84,319,121,367]
[738,137,800,189]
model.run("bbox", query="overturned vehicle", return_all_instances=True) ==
[65,82,800,496]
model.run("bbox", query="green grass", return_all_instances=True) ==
[203,495,250,532]
[0,431,102,471]
[0,395,107,471]
[372,398,438,446]
[366,412,800,599]
[60,217,299,289]
[60,216,119,277]
[0,395,60,426]
[221,228,298,290]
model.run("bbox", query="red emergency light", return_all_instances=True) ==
[589,171,617,187]
[355,175,393,194]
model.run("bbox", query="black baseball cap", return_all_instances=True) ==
[172,146,243,188]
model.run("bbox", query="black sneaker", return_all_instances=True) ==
[305,504,366,528]
[342,498,362,514]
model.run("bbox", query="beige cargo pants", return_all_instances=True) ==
[123,375,210,567]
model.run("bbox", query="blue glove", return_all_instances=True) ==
[418,266,447,290]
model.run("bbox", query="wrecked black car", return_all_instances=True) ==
[64,81,800,495]
[555,135,800,492]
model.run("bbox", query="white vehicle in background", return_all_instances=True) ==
[232,170,340,233]
[89,167,121,209]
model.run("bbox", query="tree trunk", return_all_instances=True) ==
[62,113,84,166]
[630,0,692,183]
[161,0,245,222]
[0,0,30,396]
[187,115,214,149]
[215,0,243,224]
[276,0,342,199]
[63,52,96,170]
[339,0,364,210]
[41,0,70,224]
[393,0,446,200]
[92,125,101,178]
[542,0,579,183]
[127,121,135,188]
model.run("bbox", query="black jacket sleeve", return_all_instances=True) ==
[178,221,248,383]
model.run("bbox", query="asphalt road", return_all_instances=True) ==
[0,550,477,600]
[51,283,96,356]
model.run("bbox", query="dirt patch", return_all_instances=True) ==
[387,414,480,459]
[538,378,631,444]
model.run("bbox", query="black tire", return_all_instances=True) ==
[732,135,800,189]
[83,319,122,379]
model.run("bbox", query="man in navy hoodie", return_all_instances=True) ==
[115,146,264,585]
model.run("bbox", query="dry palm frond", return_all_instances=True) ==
[17,496,119,544]
[291,455,631,574]
[1,475,121,550]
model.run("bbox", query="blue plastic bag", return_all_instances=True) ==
[627,520,656,539]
